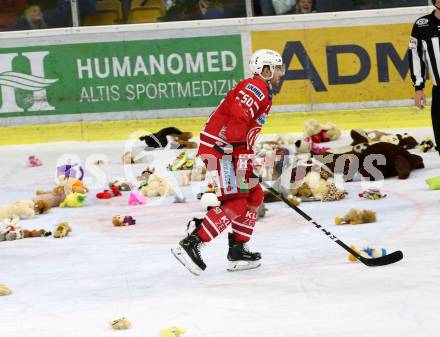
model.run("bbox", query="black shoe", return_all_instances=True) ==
[171,227,206,276]
[227,233,261,271]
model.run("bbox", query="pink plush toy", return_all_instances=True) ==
[304,137,330,154]
[311,142,330,154]
[128,192,147,206]
[27,155,42,167]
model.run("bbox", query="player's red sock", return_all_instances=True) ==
[197,206,233,242]
[231,208,257,242]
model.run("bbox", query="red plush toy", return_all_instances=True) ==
[96,186,122,199]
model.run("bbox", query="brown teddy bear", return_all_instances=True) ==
[352,129,418,150]
[396,133,418,150]
[335,209,377,225]
[21,229,52,238]
[33,199,51,214]
[34,186,66,208]
[358,142,424,180]
[175,132,197,149]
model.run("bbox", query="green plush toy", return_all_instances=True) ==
[426,176,440,190]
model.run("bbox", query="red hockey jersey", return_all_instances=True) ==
[198,76,272,157]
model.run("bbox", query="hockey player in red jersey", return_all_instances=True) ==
[171,49,285,275]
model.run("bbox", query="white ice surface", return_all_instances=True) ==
[1,128,440,337]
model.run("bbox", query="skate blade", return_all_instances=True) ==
[171,245,202,276]
[227,260,261,272]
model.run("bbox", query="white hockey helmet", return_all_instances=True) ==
[249,49,285,80]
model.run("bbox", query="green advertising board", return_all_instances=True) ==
[0,35,244,118]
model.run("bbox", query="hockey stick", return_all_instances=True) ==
[261,181,403,266]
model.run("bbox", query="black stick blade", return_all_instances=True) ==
[359,250,404,267]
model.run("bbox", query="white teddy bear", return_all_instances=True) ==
[140,174,173,197]
[0,200,35,220]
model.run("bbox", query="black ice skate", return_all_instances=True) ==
[227,233,261,272]
[171,219,206,276]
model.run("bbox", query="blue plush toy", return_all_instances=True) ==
[349,246,387,262]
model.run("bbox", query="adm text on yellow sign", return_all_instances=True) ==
[252,23,428,105]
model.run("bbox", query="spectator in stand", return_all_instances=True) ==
[272,0,315,15]
[161,0,224,21]
[272,0,295,15]
[15,0,96,30]
[15,4,48,30]
[291,0,315,13]
[43,0,96,27]
[200,0,224,19]
[258,0,275,16]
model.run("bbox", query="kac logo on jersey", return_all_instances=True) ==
[256,113,268,126]
[247,126,261,149]
[245,83,265,101]
[416,18,429,27]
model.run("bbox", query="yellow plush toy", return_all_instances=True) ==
[0,283,11,296]
[110,317,131,330]
[53,222,72,238]
[335,209,376,225]
[159,326,186,337]
[59,193,86,208]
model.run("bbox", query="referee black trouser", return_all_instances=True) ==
[431,86,440,153]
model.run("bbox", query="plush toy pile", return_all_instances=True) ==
[254,141,290,181]
[288,159,346,201]
[304,119,341,143]
[167,152,195,171]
